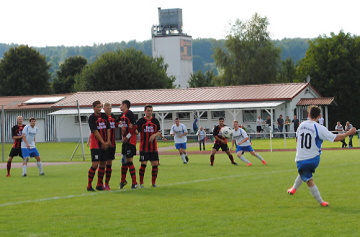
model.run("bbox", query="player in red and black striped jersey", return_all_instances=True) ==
[87,100,111,192]
[210,117,237,166]
[136,104,161,188]
[102,102,117,190]
[117,100,138,189]
[6,116,26,177]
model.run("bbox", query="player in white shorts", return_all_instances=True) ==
[170,118,189,164]
[231,120,267,166]
[287,106,356,207]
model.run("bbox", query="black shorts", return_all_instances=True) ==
[9,147,22,158]
[107,146,116,160]
[91,148,107,162]
[122,143,136,158]
[212,143,229,151]
[139,151,159,162]
[257,126,262,132]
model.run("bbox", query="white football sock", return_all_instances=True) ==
[292,175,303,190]
[239,155,250,164]
[22,165,27,175]
[309,185,324,203]
[180,153,187,163]
[255,153,264,161]
[36,161,43,173]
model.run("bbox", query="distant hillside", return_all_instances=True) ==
[1,38,309,78]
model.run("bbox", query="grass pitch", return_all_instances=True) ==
[0,143,359,236]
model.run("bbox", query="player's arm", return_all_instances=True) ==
[22,128,30,149]
[12,127,22,140]
[181,125,188,137]
[334,127,356,141]
[93,130,108,149]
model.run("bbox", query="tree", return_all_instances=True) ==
[277,58,297,83]
[188,70,215,88]
[52,56,87,93]
[74,48,174,91]
[213,13,281,86]
[296,31,360,126]
[0,45,50,96]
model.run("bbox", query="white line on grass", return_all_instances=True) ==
[1,162,358,207]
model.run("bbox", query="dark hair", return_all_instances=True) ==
[309,105,321,119]
[174,117,179,121]
[122,100,131,109]
[144,104,153,111]
[92,100,101,108]
[219,117,224,121]
[29,117,36,122]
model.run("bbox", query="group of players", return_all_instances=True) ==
[5,103,357,207]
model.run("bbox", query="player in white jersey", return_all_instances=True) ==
[231,120,267,166]
[287,106,356,207]
[170,118,189,164]
[21,117,44,177]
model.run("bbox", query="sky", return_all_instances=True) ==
[1,0,359,47]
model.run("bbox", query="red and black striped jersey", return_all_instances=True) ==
[213,125,227,145]
[11,124,26,148]
[136,117,160,152]
[106,113,117,147]
[117,110,137,146]
[88,113,110,149]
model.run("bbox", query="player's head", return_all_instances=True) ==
[16,116,23,124]
[144,104,153,118]
[29,117,36,126]
[233,120,239,128]
[103,102,112,115]
[92,100,101,108]
[218,117,224,126]
[308,105,321,119]
[120,100,131,111]
[92,100,102,114]
[174,117,180,125]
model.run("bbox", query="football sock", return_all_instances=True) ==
[121,164,129,182]
[151,165,158,185]
[293,175,303,190]
[128,162,137,185]
[36,161,43,173]
[22,165,27,175]
[97,166,105,186]
[255,153,264,161]
[88,166,97,188]
[6,161,11,175]
[309,185,324,204]
[180,153,187,163]
[239,155,251,164]
[139,164,146,184]
[210,155,215,165]
[105,164,112,185]
[228,154,235,163]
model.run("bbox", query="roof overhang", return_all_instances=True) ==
[48,101,285,116]
[296,97,335,106]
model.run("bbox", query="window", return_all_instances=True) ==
[75,116,88,123]
[164,113,173,120]
[243,110,257,122]
[199,111,208,120]
[211,111,225,119]
[176,112,190,120]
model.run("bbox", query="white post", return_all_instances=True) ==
[1,105,4,162]
[77,100,85,161]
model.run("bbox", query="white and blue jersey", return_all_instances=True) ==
[232,128,254,152]
[170,123,188,144]
[295,120,336,162]
[21,125,38,149]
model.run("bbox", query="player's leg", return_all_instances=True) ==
[224,145,237,165]
[236,150,252,166]
[150,153,160,187]
[249,150,267,165]
[127,145,138,188]
[287,174,303,195]
[21,148,30,177]
[306,179,328,206]
[32,148,44,175]
[138,152,148,187]
[176,143,187,164]
[120,143,129,188]
[210,147,217,166]
[87,158,99,191]
[6,154,14,177]
[104,146,115,190]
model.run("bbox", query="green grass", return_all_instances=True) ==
[0,143,360,236]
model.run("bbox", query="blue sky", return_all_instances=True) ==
[2,0,358,47]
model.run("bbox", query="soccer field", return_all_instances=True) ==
[1,145,360,236]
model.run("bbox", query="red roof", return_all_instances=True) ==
[52,83,311,108]
[296,97,335,106]
[0,94,72,110]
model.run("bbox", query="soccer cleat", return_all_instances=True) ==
[261,160,267,165]
[152,184,157,188]
[232,162,238,165]
[119,181,128,189]
[6,174,11,177]
[246,163,252,166]
[131,184,138,189]
[87,187,96,191]
[22,174,27,177]
[104,184,111,191]
[183,162,187,164]
[96,185,105,191]
[321,202,329,207]
[39,172,45,176]
[139,184,144,188]
[287,188,296,195]
[185,156,189,162]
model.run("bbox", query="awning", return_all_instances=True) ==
[296,97,335,106]
[48,101,285,116]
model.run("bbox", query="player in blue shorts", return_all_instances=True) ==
[287,106,356,206]
[170,118,189,164]
[21,117,44,177]
[231,120,267,166]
